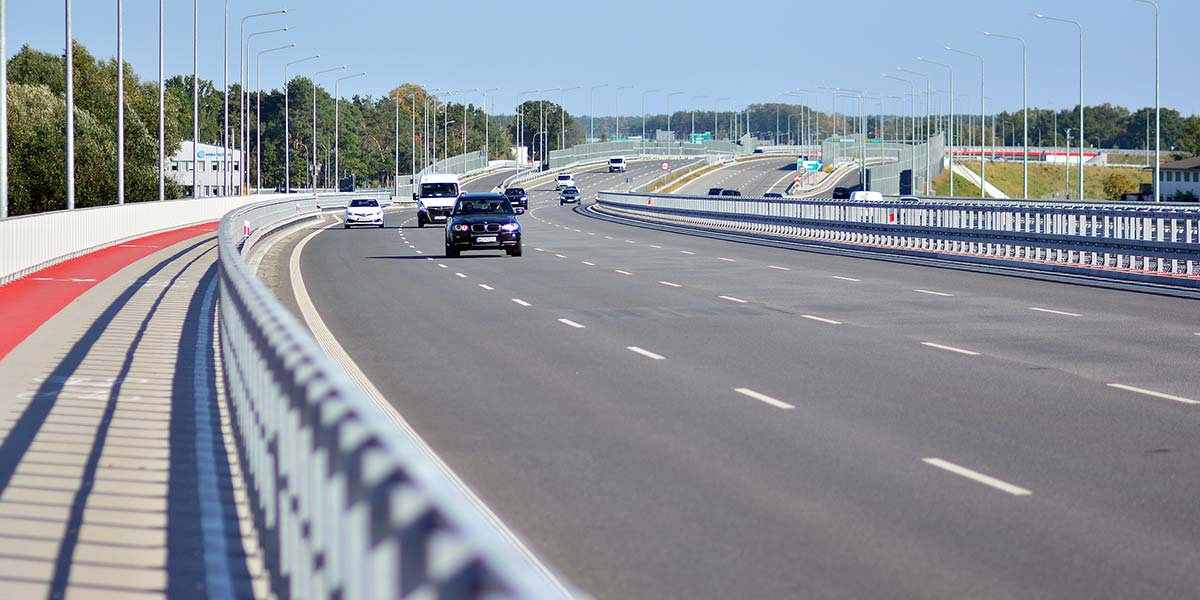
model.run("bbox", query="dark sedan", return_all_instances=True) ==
[445,192,522,257]
[559,186,582,205]
[503,187,529,213]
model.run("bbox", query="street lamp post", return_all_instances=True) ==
[191,0,196,197]
[0,0,6,216]
[559,86,580,151]
[896,67,931,194]
[1064,128,1076,199]
[716,97,731,141]
[666,91,684,150]
[588,84,608,142]
[984,31,1028,199]
[483,87,498,159]
[255,44,292,193]
[881,76,917,191]
[117,0,124,203]
[312,66,346,192]
[240,10,287,193]
[1134,0,1160,202]
[691,95,707,141]
[1035,12,1084,202]
[615,85,633,139]
[641,89,659,154]
[283,55,319,193]
[334,72,367,185]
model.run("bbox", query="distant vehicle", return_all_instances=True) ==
[897,195,922,203]
[720,189,742,197]
[763,192,784,199]
[753,148,765,154]
[832,187,852,200]
[559,186,582,205]
[415,173,461,227]
[503,187,529,213]
[850,190,884,202]
[444,192,522,257]
[555,174,576,190]
[707,188,725,196]
[344,197,383,228]
[608,157,627,173]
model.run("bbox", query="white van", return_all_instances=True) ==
[849,190,884,202]
[608,157,627,173]
[415,173,461,227]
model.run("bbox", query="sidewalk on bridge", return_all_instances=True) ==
[0,228,266,598]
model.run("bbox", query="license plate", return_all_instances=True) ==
[432,215,446,221]
[475,236,497,244]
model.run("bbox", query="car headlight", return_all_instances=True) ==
[452,224,470,232]
[501,223,519,232]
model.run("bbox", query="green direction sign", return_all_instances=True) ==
[831,137,857,143]
[868,138,884,144]
[689,132,713,143]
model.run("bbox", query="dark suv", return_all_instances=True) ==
[445,193,522,257]
[503,187,529,213]
[720,189,742,197]
[832,187,852,200]
[707,187,725,196]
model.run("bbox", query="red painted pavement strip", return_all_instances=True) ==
[0,222,219,361]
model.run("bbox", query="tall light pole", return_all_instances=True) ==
[242,27,287,192]
[66,0,75,208]
[559,86,580,150]
[881,75,917,185]
[1134,0,1160,202]
[283,54,319,193]
[896,67,931,194]
[615,85,633,139]
[1035,12,1084,202]
[482,87,499,159]
[157,0,163,201]
[240,10,287,193]
[191,0,197,197]
[691,95,707,141]
[666,91,684,145]
[312,66,346,191]
[334,71,367,185]
[117,0,125,203]
[641,89,659,154]
[984,31,1028,199]
[255,44,292,193]
[716,97,731,140]
[588,84,608,142]
[928,53,959,197]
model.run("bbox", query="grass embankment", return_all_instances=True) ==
[933,161,1152,200]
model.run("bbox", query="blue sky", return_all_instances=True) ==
[7,0,1196,116]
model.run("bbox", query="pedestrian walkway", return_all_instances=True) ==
[0,228,264,598]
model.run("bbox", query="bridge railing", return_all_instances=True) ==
[217,195,571,598]
[595,191,1200,286]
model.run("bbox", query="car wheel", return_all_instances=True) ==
[344,224,349,229]
[507,244,522,257]
[559,200,564,205]
[418,213,426,228]
[378,222,384,228]
[445,244,459,258]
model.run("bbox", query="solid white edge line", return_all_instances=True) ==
[914,289,954,297]
[718,295,748,303]
[734,388,795,410]
[626,346,666,360]
[289,222,575,597]
[1107,383,1200,405]
[659,281,682,288]
[923,458,1032,497]
[1028,307,1082,317]
[921,342,980,356]
[558,318,586,329]
[801,315,843,325]
[512,298,532,307]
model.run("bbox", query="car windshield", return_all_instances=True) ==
[454,198,515,216]
[421,183,458,197]
[349,198,378,208]
[564,187,579,193]
[557,175,571,180]
[505,188,525,196]
[609,159,623,163]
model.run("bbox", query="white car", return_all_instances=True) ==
[344,197,384,228]
[555,174,576,190]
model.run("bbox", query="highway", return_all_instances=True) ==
[270,163,1200,599]
[675,155,863,198]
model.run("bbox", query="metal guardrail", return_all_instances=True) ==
[217,195,570,599]
[594,191,1200,285]
[547,139,744,170]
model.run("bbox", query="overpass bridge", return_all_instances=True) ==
[2,138,1200,599]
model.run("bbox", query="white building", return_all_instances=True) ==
[1158,157,1200,201]
[166,141,243,197]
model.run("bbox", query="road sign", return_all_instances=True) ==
[794,175,803,184]
[802,160,822,172]
[661,162,670,171]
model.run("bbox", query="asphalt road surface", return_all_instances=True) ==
[281,161,1200,599]
[675,156,798,196]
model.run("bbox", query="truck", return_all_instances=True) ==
[414,173,461,227]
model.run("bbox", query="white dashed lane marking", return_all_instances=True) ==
[658,281,682,288]
[558,318,587,329]
[832,276,860,282]
[718,296,748,303]
[914,289,954,297]
[767,265,791,271]
[512,298,532,307]
[479,284,494,291]
[1028,307,1082,317]
[921,342,980,356]
[1107,384,1200,405]
[734,388,795,410]
[627,346,666,360]
[923,458,1032,496]
[801,315,842,325]
[615,270,632,276]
